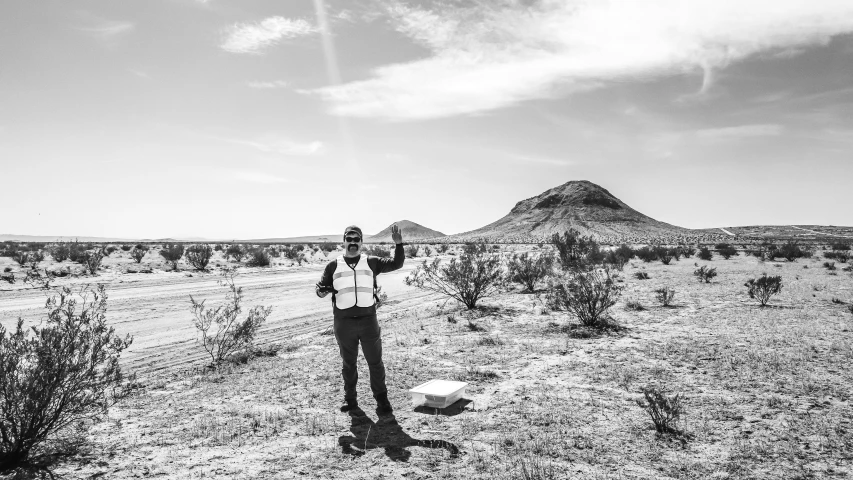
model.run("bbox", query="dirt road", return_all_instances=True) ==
[0,262,439,378]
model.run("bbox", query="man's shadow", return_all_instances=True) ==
[338,410,459,462]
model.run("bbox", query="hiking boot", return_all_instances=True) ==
[375,395,393,414]
[340,399,359,412]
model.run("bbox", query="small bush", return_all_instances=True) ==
[405,250,504,310]
[120,245,132,252]
[507,251,554,293]
[105,246,117,255]
[188,269,273,366]
[697,247,713,261]
[225,244,246,262]
[130,246,147,263]
[437,244,449,254]
[625,299,645,311]
[634,246,656,263]
[405,244,419,258]
[185,244,213,271]
[363,244,391,258]
[745,274,783,307]
[159,244,185,270]
[780,240,808,262]
[245,248,271,267]
[693,265,717,283]
[462,243,487,255]
[551,230,601,271]
[83,249,105,275]
[636,386,684,435]
[634,271,650,280]
[715,243,738,260]
[848,304,853,315]
[823,261,837,271]
[0,285,133,470]
[50,243,71,263]
[831,297,845,305]
[546,267,623,329]
[654,287,676,307]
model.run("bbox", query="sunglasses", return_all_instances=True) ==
[345,236,362,243]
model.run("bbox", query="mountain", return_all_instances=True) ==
[438,180,700,244]
[365,220,445,243]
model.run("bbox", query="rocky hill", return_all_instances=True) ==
[438,180,720,244]
[365,220,445,243]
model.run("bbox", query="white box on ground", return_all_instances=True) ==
[409,380,468,409]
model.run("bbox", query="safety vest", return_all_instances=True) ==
[333,255,375,309]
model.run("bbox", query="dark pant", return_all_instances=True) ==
[333,314,387,401]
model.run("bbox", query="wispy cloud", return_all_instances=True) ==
[305,0,853,120]
[77,20,134,38]
[234,171,289,184]
[225,136,324,156]
[246,80,289,89]
[696,124,783,140]
[221,17,316,54]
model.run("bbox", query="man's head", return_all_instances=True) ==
[343,225,363,258]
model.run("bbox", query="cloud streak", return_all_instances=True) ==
[226,136,324,156]
[222,17,316,54]
[247,80,289,89]
[305,0,853,120]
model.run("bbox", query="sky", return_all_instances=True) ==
[1,0,852,240]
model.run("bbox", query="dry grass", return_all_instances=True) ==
[2,249,852,479]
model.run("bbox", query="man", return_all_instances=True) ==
[315,223,404,414]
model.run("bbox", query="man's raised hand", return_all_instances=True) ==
[391,223,403,244]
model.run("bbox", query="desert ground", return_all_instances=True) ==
[1,244,852,479]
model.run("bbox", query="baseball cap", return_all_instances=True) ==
[343,225,363,239]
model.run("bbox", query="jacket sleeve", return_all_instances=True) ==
[316,260,337,296]
[369,244,405,275]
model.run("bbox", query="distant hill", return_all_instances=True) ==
[0,234,137,243]
[365,220,445,243]
[437,180,701,244]
[242,235,341,244]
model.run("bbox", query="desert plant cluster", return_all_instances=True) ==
[0,233,851,478]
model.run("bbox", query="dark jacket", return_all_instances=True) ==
[317,244,405,320]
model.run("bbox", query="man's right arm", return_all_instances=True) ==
[316,261,337,298]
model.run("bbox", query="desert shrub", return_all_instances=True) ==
[82,249,105,275]
[625,299,645,311]
[120,245,132,252]
[745,274,783,307]
[636,386,683,435]
[105,246,117,255]
[546,266,623,329]
[363,244,391,258]
[188,269,272,365]
[682,245,697,257]
[848,304,853,315]
[823,262,837,271]
[0,285,133,470]
[715,243,738,260]
[780,240,808,262]
[654,287,676,307]
[67,242,91,264]
[507,251,554,293]
[245,248,271,267]
[462,242,487,255]
[669,247,682,261]
[830,242,851,251]
[213,244,223,252]
[693,265,717,283]
[697,247,713,261]
[437,244,449,254]
[50,243,70,263]
[2,267,10,273]
[404,250,504,310]
[159,244,184,270]
[424,246,433,257]
[374,285,389,309]
[551,230,601,271]
[635,246,657,263]
[185,244,213,271]
[0,272,13,284]
[405,244,419,258]
[826,250,850,263]
[225,244,246,262]
[320,242,336,253]
[634,271,650,280]
[658,248,673,265]
[130,246,147,264]
[13,251,44,268]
